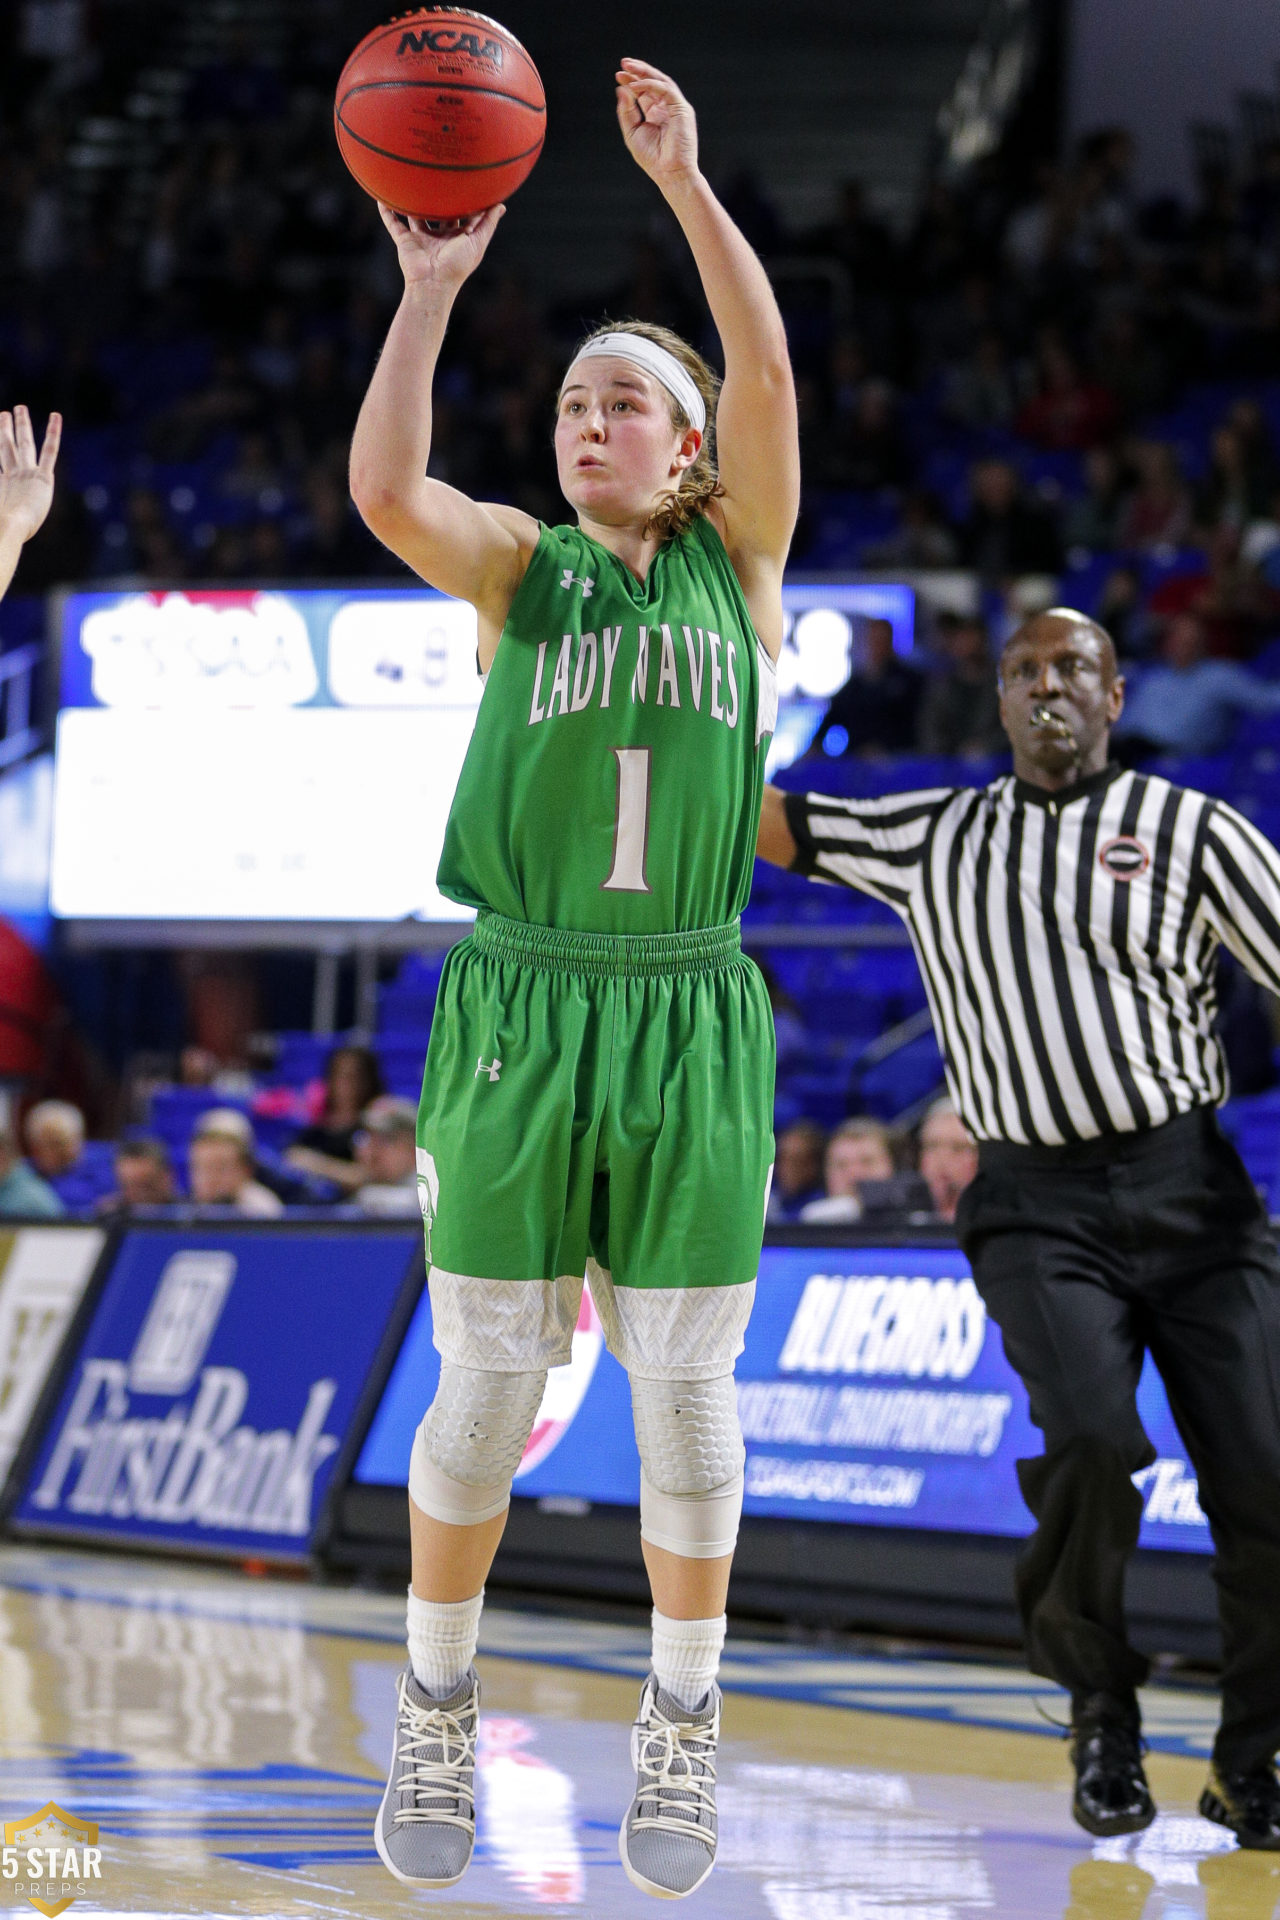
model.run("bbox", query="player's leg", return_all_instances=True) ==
[377,931,602,1889]
[596,943,773,1899]
[957,1153,1155,1836]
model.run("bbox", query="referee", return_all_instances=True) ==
[757,608,1280,1848]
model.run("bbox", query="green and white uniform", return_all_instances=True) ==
[418,515,777,1379]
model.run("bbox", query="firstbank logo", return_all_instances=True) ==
[31,1248,341,1537]
[2,1804,103,1917]
[129,1250,234,1393]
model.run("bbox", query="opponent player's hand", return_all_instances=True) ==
[377,203,505,293]
[616,59,699,188]
[0,405,60,546]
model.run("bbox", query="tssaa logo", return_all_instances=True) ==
[31,1251,341,1538]
[397,27,505,65]
[516,1284,603,1476]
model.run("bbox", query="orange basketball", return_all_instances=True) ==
[334,8,545,222]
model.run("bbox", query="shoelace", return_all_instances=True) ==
[631,1708,719,1844]
[393,1680,478,1830]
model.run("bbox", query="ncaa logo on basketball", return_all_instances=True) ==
[1098,836,1150,882]
[397,28,505,65]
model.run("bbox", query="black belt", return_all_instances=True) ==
[977,1102,1219,1174]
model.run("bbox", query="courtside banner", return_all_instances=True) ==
[0,1226,107,1490]
[353,1238,1211,1555]
[11,1224,423,1560]
[738,1245,1209,1554]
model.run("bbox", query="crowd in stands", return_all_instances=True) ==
[9,10,1280,1193]
[0,1050,422,1221]
[768,1101,978,1229]
[2,7,1280,675]
[0,1064,980,1227]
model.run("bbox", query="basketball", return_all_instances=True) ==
[334,8,545,222]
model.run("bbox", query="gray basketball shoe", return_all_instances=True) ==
[619,1673,721,1899]
[374,1666,479,1888]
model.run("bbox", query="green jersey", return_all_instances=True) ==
[437,516,778,933]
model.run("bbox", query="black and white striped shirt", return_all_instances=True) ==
[785,763,1280,1145]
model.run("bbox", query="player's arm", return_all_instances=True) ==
[349,207,539,663]
[615,60,798,654]
[0,405,60,601]
[757,784,798,867]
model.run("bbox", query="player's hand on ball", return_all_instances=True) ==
[0,405,60,544]
[616,59,699,186]
[377,202,505,292]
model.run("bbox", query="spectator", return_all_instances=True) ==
[917,616,1005,759]
[1095,563,1154,661]
[0,1121,63,1218]
[1063,447,1125,553]
[1015,334,1117,451]
[766,1120,827,1223]
[23,1098,85,1183]
[1117,440,1193,552]
[916,1097,979,1223]
[801,1118,895,1224]
[809,617,921,757]
[354,1097,421,1216]
[97,1137,177,1217]
[832,380,909,492]
[941,330,1019,433]
[860,490,958,569]
[188,1126,283,1217]
[1114,611,1280,759]
[1146,526,1278,656]
[1195,424,1272,538]
[957,459,1063,582]
[286,1044,385,1192]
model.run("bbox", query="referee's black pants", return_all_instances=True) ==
[955,1106,1280,1769]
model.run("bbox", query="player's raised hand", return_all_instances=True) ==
[0,405,60,546]
[616,59,699,187]
[378,202,505,292]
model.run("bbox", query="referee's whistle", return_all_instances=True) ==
[1031,703,1074,743]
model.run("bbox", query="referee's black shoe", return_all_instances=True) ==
[1200,1760,1280,1849]
[1069,1694,1156,1837]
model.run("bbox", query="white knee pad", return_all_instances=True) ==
[408,1363,546,1528]
[631,1374,746,1561]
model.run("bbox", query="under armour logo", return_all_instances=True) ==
[475,1056,502,1082]
[560,568,594,597]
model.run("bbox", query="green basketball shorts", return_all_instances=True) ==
[415,911,775,1380]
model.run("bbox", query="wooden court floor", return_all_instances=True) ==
[0,1545,1276,1919]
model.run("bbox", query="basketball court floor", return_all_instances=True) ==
[0,1543,1276,1920]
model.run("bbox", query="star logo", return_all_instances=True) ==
[2,1804,102,1917]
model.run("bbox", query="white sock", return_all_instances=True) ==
[651,1609,726,1712]
[406,1586,483,1699]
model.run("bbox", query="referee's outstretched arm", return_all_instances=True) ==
[1201,801,1280,993]
[756,785,796,867]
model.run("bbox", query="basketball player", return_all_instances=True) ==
[0,405,60,601]
[350,59,797,1900]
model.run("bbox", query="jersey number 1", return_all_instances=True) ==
[602,747,652,894]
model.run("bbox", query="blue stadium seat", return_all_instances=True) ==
[49,1141,118,1213]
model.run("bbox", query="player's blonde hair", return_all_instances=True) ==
[565,319,723,541]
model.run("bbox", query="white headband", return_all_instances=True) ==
[570,332,706,433]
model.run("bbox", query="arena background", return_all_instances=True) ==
[1,0,1280,1843]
